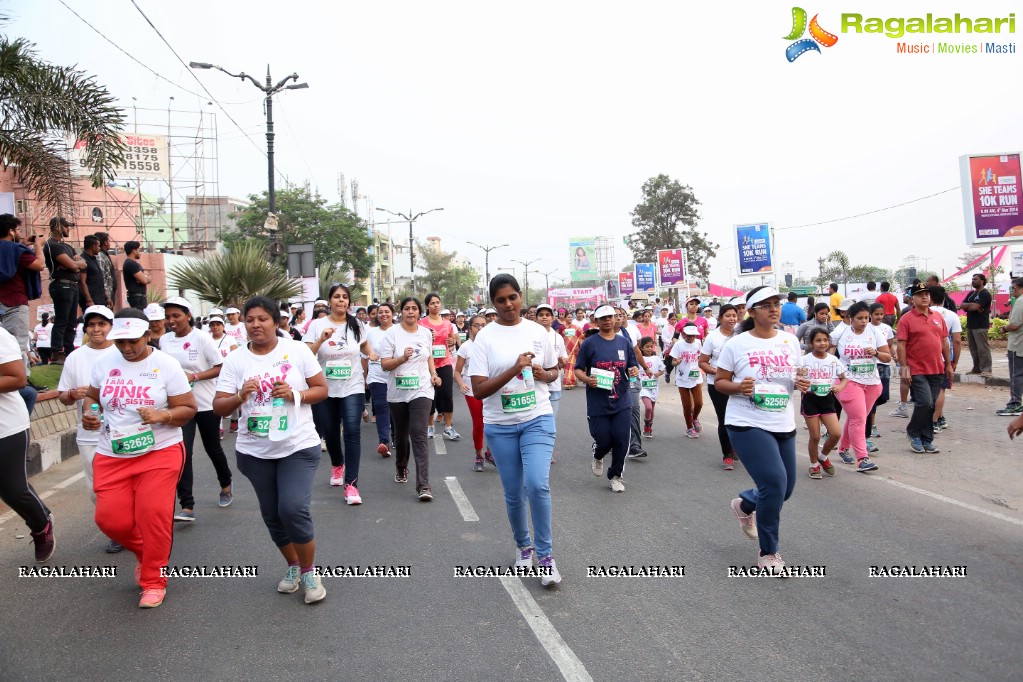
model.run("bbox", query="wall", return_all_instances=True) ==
[26,392,80,477]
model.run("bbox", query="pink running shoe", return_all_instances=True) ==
[329,465,345,486]
[139,588,165,608]
[344,483,362,505]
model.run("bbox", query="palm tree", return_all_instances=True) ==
[0,22,126,213]
[167,242,303,307]
[826,250,852,296]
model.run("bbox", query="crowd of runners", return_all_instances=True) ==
[0,271,1009,608]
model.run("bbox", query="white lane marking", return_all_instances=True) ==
[0,471,85,527]
[443,476,478,522]
[54,472,85,489]
[500,576,593,682]
[434,435,447,455]
[873,477,1023,527]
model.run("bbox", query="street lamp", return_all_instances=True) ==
[513,258,540,305]
[376,207,444,284]
[467,241,509,287]
[189,61,308,260]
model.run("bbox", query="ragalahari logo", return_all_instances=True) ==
[784,7,838,62]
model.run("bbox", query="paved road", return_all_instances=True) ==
[1,384,1020,681]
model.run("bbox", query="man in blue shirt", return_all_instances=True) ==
[780,291,806,327]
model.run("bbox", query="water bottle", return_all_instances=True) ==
[271,397,288,432]
[90,403,103,424]
[522,366,534,389]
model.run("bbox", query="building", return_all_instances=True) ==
[184,195,248,253]
[354,228,396,306]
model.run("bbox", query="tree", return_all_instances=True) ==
[317,265,364,301]
[414,242,480,310]
[0,22,126,213]
[824,250,852,295]
[626,174,717,282]
[167,242,303,307]
[230,186,372,278]
[847,265,889,283]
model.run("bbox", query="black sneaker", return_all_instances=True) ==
[31,518,55,563]
[105,540,124,554]
[418,488,434,501]
[395,468,408,484]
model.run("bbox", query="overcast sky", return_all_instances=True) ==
[11,0,1023,287]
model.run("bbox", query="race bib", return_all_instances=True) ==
[641,378,657,389]
[325,359,353,380]
[850,357,876,376]
[432,344,446,359]
[501,388,537,413]
[396,373,420,390]
[810,381,833,397]
[564,328,576,338]
[688,368,700,379]
[458,332,467,342]
[248,408,271,438]
[591,367,615,391]
[111,425,155,456]
[753,383,790,412]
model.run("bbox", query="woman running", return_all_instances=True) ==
[213,297,328,604]
[160,297,233,521]
[866,302,896,441]
[638,336,665,437]
[365,302,395,458]
[661,312,678,383]
[832,302,888,472]
[536,304,567,462]
[420,293,460,440]
[799,328,847,479]
[303,283,378,504]
[208,314,239,439]
[380,297,440,498]
[636,309,657,341]
[83,309,197,607]
[716,287,809,576]
[144,303,167,349]
[455,314,493,471]
[699,304,738,469]
[470,274,561,585]
[671,323,704,438]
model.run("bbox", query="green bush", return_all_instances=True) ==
[990,317,1008,341]
[959,315,967,342]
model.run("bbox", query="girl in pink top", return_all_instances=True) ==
[420,293,461,441]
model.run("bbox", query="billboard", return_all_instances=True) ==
[735,223,773,275]
[960,153,1023,246]
[69,133,170,181]
[657,249,685,286]
[547,286,604,310]
[569,237,599,281]
[635,262,656,292]
[618,272,635,296]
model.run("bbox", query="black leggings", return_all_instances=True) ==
[431,364,454,414]
[178,410,233,509]
[0,430,50,532]
[706,383,733,457]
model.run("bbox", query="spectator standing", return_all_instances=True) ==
[43,217,86,361]
[828,283,843,322]
[0,214,44,366]
[960,272,993,376]
[875,281,900,326]
[998,277,1023,416]
[78,235,106,308]
[896,282,952,454]
[779,291,806,329]
[94,232,119,308]
[122,241,150,311]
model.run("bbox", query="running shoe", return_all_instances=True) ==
[937,416,948,429]
[757,553,787,578]
[997,403,1023,416]
[722,457,735,471]
[856,458,878,473]
[395,467,408,484]
[838,449,855,465]
[418,488,434,501]
[105,540,123,554]
[609,476,625,493]
[870,424,880,438]
[643,428,653,439]
[329,465,345,486]
[923,443,940,453]
[173,509,195,522]
[30,518,55,563]
[443,427,461,441]
[626,449,645,459]
[485,449,495,466]
[427,426,435,439]
[514,547,534,569]
[138,588,166,608]
[686,428,699,438]
[694,418,703,433]
[932,421,942,433]
[808,464,823,479]
[320,438,327,452]
[473,458,485,472]
[219,427,225,440]
[909,437,925,453]
[377,443,391,458]
[539,555,562,586]
[344,483,362,505]
[229,419,239,433]
[866,440,879,453]
[591,457,604,476]
[889,403,909,418]
[301,571,326,604]
[218,490,233,508]
[820,457,835,477]
[278,565,301,593]
[730,498,758,539]
[362,409,370,423]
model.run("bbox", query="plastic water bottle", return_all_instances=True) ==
[271,397,288,432]
[90,403,103,424]
[522,366,534,389]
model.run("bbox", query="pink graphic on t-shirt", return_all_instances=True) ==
[109,368,121,377]
[183,342,191,350]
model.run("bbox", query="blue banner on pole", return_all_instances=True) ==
[735,223,773,275]
[635,262,656,292]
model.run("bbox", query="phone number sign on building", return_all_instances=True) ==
[69,133,170,181]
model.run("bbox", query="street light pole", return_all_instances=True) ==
[513,258,540,305]
[377,207,444,287]
[467,241,509,286]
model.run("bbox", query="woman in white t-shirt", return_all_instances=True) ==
[469,274,561,587]
[160,297,232,520]
[670,323,704,438]
[715,287,810,577]
[208,314,239,438]
[380,296,441,499]
[536,304,567,463]
[303,284,378,504]
[57,304,119,551]
[833,301,889,473]
[213,297,328,605]
[32,314,52,364]
[699,303,738,469]
[82,309,198,608]
[365,302,395,458]
[866,302,897,441]
[455,314,491,470]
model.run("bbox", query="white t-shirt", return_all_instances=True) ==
[160,328,223,412]
[716,330,801,433]
[833,325,888,386]
[73,323,84,349]
[829,321,849,345]
[33,323,51,349]
[660,321,676,347]
[468,319,557,426]
[224,321,247,344]
[639,354,665,401]
[930,306,961,362]
[704,315,718,332]
[547,328,566,392]
[380,325,436,403]
[0,329,30,440]
[215,338,322,459]
[571,319,587,334]
[699,328,732,386]
[212,333,238,359]
[670,338,704,388]
[91,348,191,457]
[799,352,846,396]
[303,316,369,399]
[456,338,476,398]
[365,325,392,385]
[58,344,118,444]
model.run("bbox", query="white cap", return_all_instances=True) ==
[207,315,225,325]
[594,305,616,318]
[107,317,149,340]
[441,309,451,315]
[162,296,192,314]
[210,307,224,316]
[225,306,241,315]
[484,308,497,315]
[535,303,554,314]
[728,296,745,306]
[746,287,781,308]
[313,299,328,308]
[837,298,856,311]
[144,303,165,321]
[682,323,699,335]
[82,304,114,322]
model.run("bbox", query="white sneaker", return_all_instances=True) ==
[889,403,909,418]
[443,427,461,440]
[427,426,435,439]
[591,458,603,476]
[277,565,301,593]
[609,476,625,493]
[539,555,561,586]
[757,552,787,578]
[301,571,326,604]
[329,465,344,487]
[514,547,534,568]
[320,438,327,452]
[730,498,758,539]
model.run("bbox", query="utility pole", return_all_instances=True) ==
[539,269,559,296]
[514,258,540,305]
[467,242,509,287]
[377,207,444,287]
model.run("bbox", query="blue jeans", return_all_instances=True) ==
[236,445,320,547]
[727,427,797,556]
[312,393,366,484]
[484,414,556,558]
[369,382,392,445]
[548,390,561,421]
